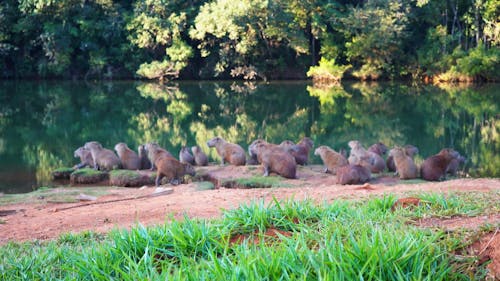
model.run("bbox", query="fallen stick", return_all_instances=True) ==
[53,187,173,212]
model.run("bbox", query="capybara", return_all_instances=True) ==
[388,147,418,179]
[179,146,195,165]
[248,139,279,164]
[73,147,94,169]
[368,142,388,156]
[279,137,314,165]
[387,145,419,172]
[154,152,195,186]
[249,141,296,179]
[421,148,460,181]
[191,145,208,166]
[348,140,385,173]
[446,153,466,176]
[144,142,173,171]
[336,164,371,185]
[314,145,348,174]
[114,142,141,170]
[84,141,121,171]
[138,144,151,170]
[207,137,246,166]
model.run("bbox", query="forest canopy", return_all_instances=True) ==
[0,0,498,81]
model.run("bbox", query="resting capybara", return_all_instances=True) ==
[348,140,385,173]
[73,147,94,169]
[249,141,296,179]
[336,164,371,185]
[388,147,418,179]
[279,137,314,165]
[368,142,388,156]
[114,142,141,170]
[387,145,419,172]
[144,142,173,171]
[84,141,121,171]
[446,153,466,176]
[154,152,195,186]
[421,148,460,181]
[207,137,246,166]
[314,145,348,174]
[179,146,195,165]
[191,145,208,166]
[138,144,151,170]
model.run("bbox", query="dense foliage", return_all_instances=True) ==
[0,0,498,81]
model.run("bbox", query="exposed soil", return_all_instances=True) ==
[467,230,500,280]
[0,165,499,275]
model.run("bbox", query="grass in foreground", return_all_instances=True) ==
[1,192,498,280]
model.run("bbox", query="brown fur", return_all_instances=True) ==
[73,147,94,169]
[154,152,195,186]
[421,148,460,181]
[84,141,121,171]
[348,140,385,173]
[248,139,279,164]
[249,142,296,179]
[279,137,314,165]
[368,142,388,156]
[179,146,195,165]
[314,145,348,174]
[335,164,371,185]
[388,147,418,179]
[114,142,141,170]
[144,142,173,171]
[207,137,246,166]
[446,153,466,176]
[191,145,208,166]
[391,197,421,211]
[387,145,419,172]
[138,144,151,170]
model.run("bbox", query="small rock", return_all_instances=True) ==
[77,193,97,201]
[151,187,174,196]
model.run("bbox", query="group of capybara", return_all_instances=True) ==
[73,137,465,187]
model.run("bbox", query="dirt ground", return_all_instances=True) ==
[0,165,499,276]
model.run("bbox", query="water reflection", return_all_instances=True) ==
[0,80,498,193]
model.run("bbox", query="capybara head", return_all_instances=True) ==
[84,141,103,151]
[249,139,269,157]
[191,145,202,154]
[299,137,314,150]
[184,163,196,176]
[74,147,88,158]
[438,148,460,160]
[369,142,388,155]
[114,142,129,153]
[314,146,328,156]
[404,145,419,157]
[348,140,362,149]
[388,147,405,158]
[145,142,160,153]
[207,137,224,148]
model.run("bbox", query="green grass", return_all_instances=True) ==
[71,168,106,177]
[1,192,498,280]
[223,176,295,188]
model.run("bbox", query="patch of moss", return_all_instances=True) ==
[70,168,108,184]
[223,176,293,189]
[196,181,215,191]
[109,170,154,187]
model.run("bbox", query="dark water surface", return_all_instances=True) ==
[0,80,498,193]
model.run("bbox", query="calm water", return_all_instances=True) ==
[0,80,498,193]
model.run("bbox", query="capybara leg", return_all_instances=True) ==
[155,175,162,187]
[263,165,270,177]
[323,167,329,173]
